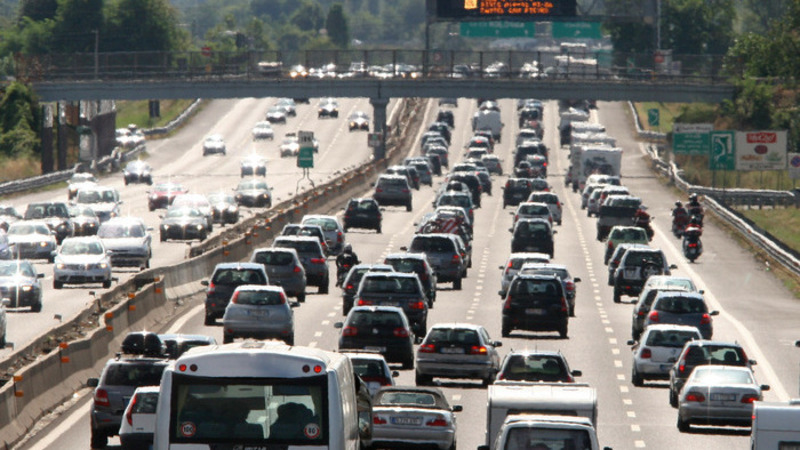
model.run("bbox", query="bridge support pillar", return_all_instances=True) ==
[370,97,389,160]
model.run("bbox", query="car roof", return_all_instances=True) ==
[213,262,265,270]
[503,349,565,358]
[428,323,484,331]
[254,247,299,256]
[233,285,284,293]
[682,339,744,348]
[274,236,321,243]
[385,253,428,261]
[653,291,705,301]
[131,386,160,394]
[642,324,703,333]
[341,352,389,362]
[349,305,405,314]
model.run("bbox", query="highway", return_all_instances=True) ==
[15,97,800,450]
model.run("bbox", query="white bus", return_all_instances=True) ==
[154,341,367,450]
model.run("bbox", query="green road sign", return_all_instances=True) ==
[460,21,536,38]
[647,108,659,127]
[709,131,736,171]
[672,123,713,155]
[297,147,314,168]
[552,22,602,39]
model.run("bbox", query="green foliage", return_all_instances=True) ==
[104,0,186,52]
[291,0,325,33]
[18,0,59,21]
[673,103,718,124]
[326,3,349,48]
[662,0,736,54]
[0,82,40,158]
[51,0,103,53]
[720,78,775,129]
[0,120,38,157]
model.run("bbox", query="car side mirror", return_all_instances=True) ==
[553,230,557,234]
[87,378,99,388]
[508,228,512,232]
[493,341,502,348]
[709,310,719,316]
[200,280,209,286]
[698,289,705,294]
[391,371,400,378]
[334,322,344,329]
[571,370,582,377]
[627,339,636,345]
[400,246,408,251]
[452,405,463,412]
[508,212,514,216]
[669,264,678,269]
[750,359,758,365]
[573,277,581,283]
[37,273,44,278]
[498,290,504,296]
[761,384,771,391]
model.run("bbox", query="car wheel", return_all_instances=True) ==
[123,178,128,186]
[0,333,5,347]
[90,430,108,449]
[102,279,111,289]
[31,301,42,313]
[53,280,63,289]
[145,258,151,269]
[677,416,691,432]
[149,204,155,212]
[669,388,679,408]
[319,278,329,294]
[223,334,233,344]
[285,335,294,346]
[501,323,511,337]
[297,292,306,303]
[559,323,568,338]
[376,225,382,234]
[48,255,55,264]
[453,277,462,290]
[613,285,621,303]
[569,304,575,317]
[406,202,412,212]
[482,374,495,387]
[415,371,432,386]
[631,367,644,387]
[204,313,215,326]
[160,234,166,242]
[401,356,414,370]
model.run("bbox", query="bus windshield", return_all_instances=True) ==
[170,374,328,445]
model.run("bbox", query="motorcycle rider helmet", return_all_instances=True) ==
[689,193,698,202]
[675,201,683,208]
[343,243,353,253]
[689,216,701,226]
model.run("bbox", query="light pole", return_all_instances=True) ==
[93,29,99,79]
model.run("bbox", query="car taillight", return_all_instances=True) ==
[94,388,110,407]
[410,301,426,310]
[641,348,652,359]
[688,243,697,248]
[741,394,759,404]
[230,291,239,304]
[514,214,519,222]
[293,265,302,273]
[565,281,575,292]
[310,258,325,264]
[402,189,410,193]
[342,326,358,337]
[470,346,487,355]
[393,327,409,338]
[679,363,686,373]
[279,292,287,304]
[419,344,436,353]
[426,417,448,427]
[503,297,512,310]
[700,313,712,325]
[346,283,354,290]
[207,281,216,294]
[648,311,659,322]
[608,241,613,249]
[451,254,461,264]
[125,394,137,425]
[560,297,568,313]
[376,188,383,193]
[685,392,705,402]
[373,416,387,425]
[357,299,372,306]
[337,232,343,243]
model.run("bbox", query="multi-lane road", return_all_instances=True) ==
[14,96,800,450]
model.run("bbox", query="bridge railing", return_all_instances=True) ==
[16,49,729,84]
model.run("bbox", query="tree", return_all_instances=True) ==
[0,82,40,157]
[326,3,349,48]
[104,0,186,52]
[740,0,789,34]
[51,0,103,53]
[18,0,59,22]
[290,0,325,32]
[661,0,735,55]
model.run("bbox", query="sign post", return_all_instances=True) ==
[647,108,659,128]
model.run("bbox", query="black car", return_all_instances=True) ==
[436,110,455,128]
[234,179,272,207]
[501,274,569,338]
[336,305,415,368]
[447,173,482,207]
[383,253,437,306]
[122,160,153,185]
[159,206,208,242]
[202,262,269,325]
[355,272,428,338]
[428,122,451,144]
[23,201,73,244]
[510,218,555,257]
[340,263,395,315]
[514,140,548,166]
[502,178,533,208]
[343,198,382,233]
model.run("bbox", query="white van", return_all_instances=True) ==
[153,341,368,450]
[472,110,504,143]
[751,400,800,450]
[479,414,610,450]
[485,382,598,449]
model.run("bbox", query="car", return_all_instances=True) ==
[495,350,581,382]
[202,134,226,156]
[251,121,275,140]
[677,365,769,432]
[627,324,703,386]
[53,236,112,289]
[425,146,449,168]
[604,226,650,264]
[500,273,569,338]
[279,134,300,157]
[510,218,555,257]
[429,122,452,144]
[250,247,307,302]
[384,253,437,306]
[272,235,330,294]
[498,252,551,298]
[527,192,562,225]
[354,272,429,338]
[171,193,214,232]
[318,98,339,118]
[612,247,674,303]
[439,98,458,106]
[206,191,240,224]
[406,233,467,290]
[343,198,382,233]
[157,333,217,359]
[518,263,581,317]
[607,243,650,286]
[669,340,758,407]
[294,223,330,255]
[630,286,692,340]
[67,173,98,200]
[222,285,295,344]
[97,217,152,271]
[115,127,145,149]
[447,173,482,207]
[68,205,100,236]
[122,160,153,185]
[158,206,208,242]
[234,179,272,207]
[436,109,455,128]
[386,165,420,190]
[240,154,267,177]
[643,291,719,339]
[75,185,121,223]
[642,275,700,292]
[502,178,533,208]
[118,386,159,449]
[371,386,462,450]
[343,351,398,397]
[415,323,502,386]
[23,201,73,244]
[481,155,503,175]
[0,260,44,312]
[0,205,22,231]
[348,111,370,131]
[202,262,269,325]
[265,106,288,124]
[87,356,168,449]
[434,191,475,225]
[512,202,553,227]
[408,160,434,187]
[301,214,346,255]
[374,174,413,211]
[6,221,57,261]
[146,182,187,211]
[276,98,297,116]
[340,263,395,315]
[336,305,415,368]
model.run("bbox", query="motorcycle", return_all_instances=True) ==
[687,205,704,226]
[672,215,688,238]
[336,263,353,287]
[633,215,655,241]
[682,226,703,262]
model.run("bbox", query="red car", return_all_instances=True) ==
[147,182,187,211]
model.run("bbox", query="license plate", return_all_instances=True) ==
[365,346,386,352]
[710,393,736,401]
[660,364,672,371]
[625,269,637,278]
[391,416,422,426]
[513,194,523,198]
[440,347,465,354]
[247,310,269,317]
[526,308,545,315]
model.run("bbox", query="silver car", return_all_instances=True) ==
[498,252,551,298]
[677,365,769,432]
[97,217,152,270]
[371,386,462,450]
[7,221,57,262]
[75,185,121,223]
[250,247,307,302]
[301,214,345,255]
[202,134,226,155]
[627,324,702,386]
[222,285,294,345]
[415,323,502,387]
[171,194,214,232]
[527,192,563,225]
[643,292,719,339]
[53,236,113,289]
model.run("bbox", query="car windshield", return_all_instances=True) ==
[208,193,235,204]
[60,240,104,255]
[349,311,404,328]
[238,181,268,191]
[303,218,337,231]
[377,391,439,407]
[654,297,707,314]
[212,269,266,285]
[166,208,201,218]
[519,204,549,215]
[410,237,454,253]
[233,289,284,305]
[512,279,561,296]
[439,196,470,208]
[645,330,699,348]
[154,183,182,192]
[8,223,50,236]
[425,328,479,346]
[98,224,145,238]
[504,428,593,450]
[502,354,569,381]
[104,364,166,387]
[132,392,159,414]
[528,268,569,280]
[360,277,418,294]
[253,251,294,266]
[691,368,754,385]
[77,190,113,203]
[0,261,34,277]
[26,204,69,219]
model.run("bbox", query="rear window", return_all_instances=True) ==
[132,392,160,414]
[387,259,423,274]
[103,363,165,387]
[425,328,479,346]
[351,360,386,378]
[233,289,284,305]
[625,251,664,267]
[515,222,550,238]
[349,311,403,327]
[654,297,707,314]
[611,228,647,240]
[503,428,592,450]
[645,330,699,348]
[512,279,562,297]
[410,237,455,253]
[212,269,267,285]
[378,178,406,187]
[275,240,322,255]
[685,346,746,366]
[361,277,418,294]
[304,218,338,231]
[253,251,294,266]
[519,204,549,215]
[502,355,568,381]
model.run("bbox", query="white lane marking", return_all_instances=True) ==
[609,338,617,345]
[166,304,204,333]
[612,348,620,355]
[631,424,641,432]
[635,440,646,447]
[614,360,623,368]
[27,399,93,450]
[627,411,637,418]
[620,386,629,393]
[321,320,330,325]
[314,331,322,337]
[623,399,632,405]
[452,394,462,401]
[308,341,317,348]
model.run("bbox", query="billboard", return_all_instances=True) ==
[672,123,712,155]
[735,130,787,171]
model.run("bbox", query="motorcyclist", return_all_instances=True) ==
[687,193,703,221]
[672,201,689,236]
[683,215,703,261]
[633,207,654,240]
[336,244,360,286]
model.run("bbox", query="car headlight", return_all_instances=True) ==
[196,225,204,230]
[98,263,108,269]
[56,263,65,269]
[21,285,32,292]
[39,241,48,247]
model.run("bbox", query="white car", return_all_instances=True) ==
[627,324,702,386]
[251,121,274,140]
[202,134,226,156]
[343,352,397,397]
[171,194,214,232]
[53,236,112,289]
[97,217,152,271]
[75,185,121,223]
[118,386,159,450]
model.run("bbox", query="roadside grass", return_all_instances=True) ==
[0,155,43,181]
[115,99,196,129]
[739,208,800,252]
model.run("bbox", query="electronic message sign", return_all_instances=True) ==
[436,0,577,19]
